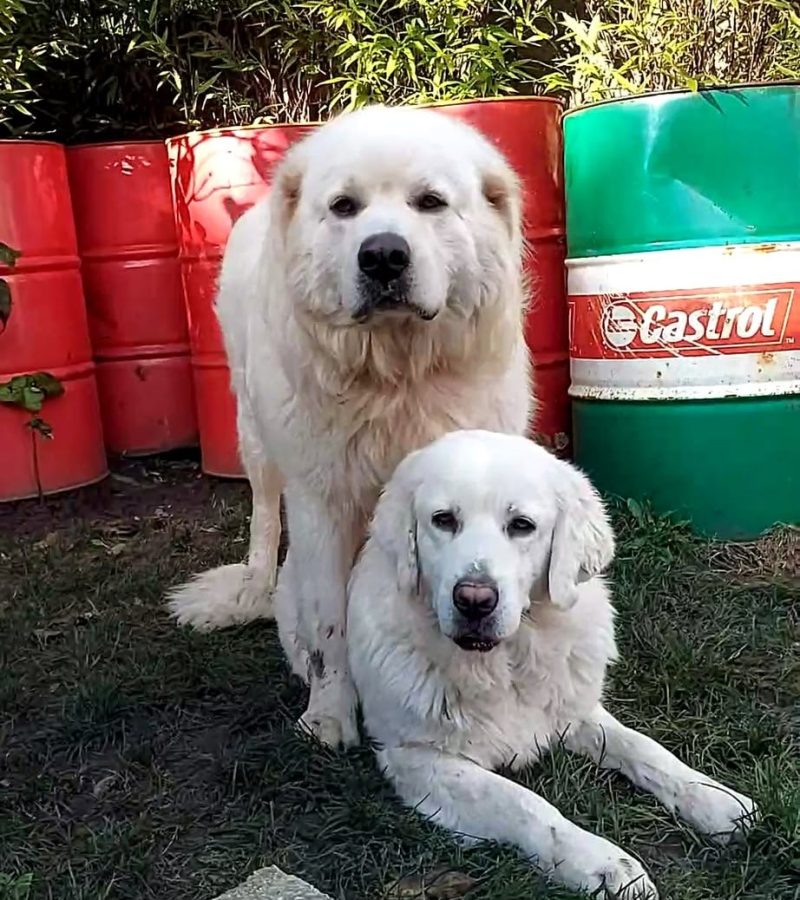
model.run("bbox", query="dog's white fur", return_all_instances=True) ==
[348,430,757,899]
[168,106,532,747]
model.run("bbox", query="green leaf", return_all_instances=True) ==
[0,278,11,331]
[31,371,65,399]
[0,372,63,413]
[626,497,645,522]
[0,243,21,267]
[22,384,44,412]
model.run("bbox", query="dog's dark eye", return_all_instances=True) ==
[507,516,536,538]
[416,192,447,212]
[431,510,459,533]
[330,196,359,217]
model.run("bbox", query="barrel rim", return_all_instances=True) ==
[165,120,315,144]
[562,78,800,118]
[422,95,564,112]
[167,95,565,144]
[68,139,169,152]
[0,138,64,149]
[565,239,800,266]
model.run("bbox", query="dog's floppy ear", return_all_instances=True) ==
[482,163,522,246]
[547,461,615,611]
[270,152,305,232]
[369,454,422,596]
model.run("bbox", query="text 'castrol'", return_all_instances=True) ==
[570,284,799,359]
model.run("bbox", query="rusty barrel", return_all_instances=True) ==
[435,97,570,455]
[0,141,107,501]
[167,124,313,476]
[67,141,197,456]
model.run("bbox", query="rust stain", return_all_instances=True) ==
[759,352,776,367]
[753,243,779,254]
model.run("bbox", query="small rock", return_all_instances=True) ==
[213,866,332,900]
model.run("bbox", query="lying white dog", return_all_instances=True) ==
[168,107,532,748]
[348,430,756,899]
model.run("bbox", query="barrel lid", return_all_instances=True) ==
[564,83,800,258]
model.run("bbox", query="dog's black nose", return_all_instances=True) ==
[453,577,499,621]
[358,232,410,284]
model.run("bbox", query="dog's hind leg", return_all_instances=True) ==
[167,404,283,631]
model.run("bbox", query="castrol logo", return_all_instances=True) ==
[570,284,799,359]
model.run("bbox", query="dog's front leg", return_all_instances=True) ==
[282,487,360,749]
[381,746,657,899]
[564,705,756,843]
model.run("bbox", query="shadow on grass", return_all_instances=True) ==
[0,467,797,899]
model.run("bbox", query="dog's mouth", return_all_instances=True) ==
[353,299,437,324]
[353,282,438,324]
[454,635,500,653]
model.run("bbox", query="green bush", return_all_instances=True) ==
[546,0,800,104]
[0,0,568,141]
[1,0,799,142]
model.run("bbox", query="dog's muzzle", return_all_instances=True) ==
[352,231,437,323]
[451,575,501,652]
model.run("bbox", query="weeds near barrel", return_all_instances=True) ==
[0,245,65,498]
[0,457,797,900]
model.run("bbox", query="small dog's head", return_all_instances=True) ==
[369,431,615,652]
[267,105,522,327]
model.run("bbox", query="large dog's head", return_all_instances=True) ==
[268,105,522,326]
[369,431,615,651]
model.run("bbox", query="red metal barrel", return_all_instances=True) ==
[434,98,571,455]
[67,141,197,456]
[167,124,313,476]
[0,141,107,501]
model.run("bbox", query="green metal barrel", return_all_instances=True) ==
[565,84,800,538]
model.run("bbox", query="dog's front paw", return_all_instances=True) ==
[675,780,757,844]
[297,680,360,749]
[553,832,658,899]
[297,711,358,749]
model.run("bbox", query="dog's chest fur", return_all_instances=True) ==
[271,319,532,510]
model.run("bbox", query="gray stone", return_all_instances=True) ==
[214,866,333,900]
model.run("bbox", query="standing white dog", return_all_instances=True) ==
[168,107,532,748]
[348,430,756,899]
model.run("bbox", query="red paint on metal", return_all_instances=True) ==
[68,141,197,455]
[0,141,107,501]
[435,98,570,455]
[167,125,313,476]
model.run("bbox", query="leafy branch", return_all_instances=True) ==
[0,242,64,495]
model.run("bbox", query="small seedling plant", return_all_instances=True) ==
[0,241,64,497]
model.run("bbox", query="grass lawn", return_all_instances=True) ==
[0,455,797,900]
